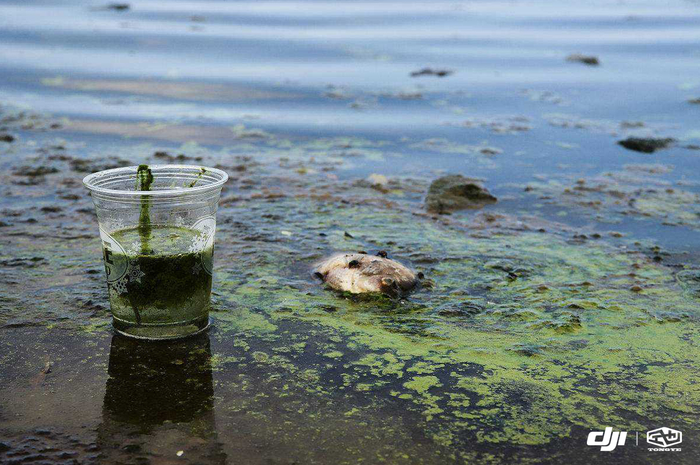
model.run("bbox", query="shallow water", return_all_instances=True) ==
[1,1,700,464]
[2,0,700,243]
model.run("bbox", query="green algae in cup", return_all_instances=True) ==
[83,164,228,340]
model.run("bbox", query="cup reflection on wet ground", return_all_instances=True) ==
[96,333,227,463]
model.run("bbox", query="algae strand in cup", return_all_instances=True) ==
[136,164,153,255]
[126,164,153,324]
[187,167,207,188]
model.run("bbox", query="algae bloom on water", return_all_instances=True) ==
[135,164,154,254]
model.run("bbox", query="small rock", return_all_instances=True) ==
[0,133,14,142]
[688,98,700,105]
[314,253,418,296]
[410,68,453,78]
[479,146,502,155]
[566,54,600,66]
[367,173,388,187]
[153,151,199,162]
[425,175,497,214]
[0,257,44,268]
[13,166,59,177]
[69,157,130,173]
[106,3,130,11]
[618,137,675,153]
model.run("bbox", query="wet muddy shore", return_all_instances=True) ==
[2,1,700,464]
[2,103,700,464]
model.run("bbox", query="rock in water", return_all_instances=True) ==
[566,54,600,66]
[106,3,130,11]
[314,252,418,296]
[410,68,453,77]
[617,137,675,153]
[425,175,497,214]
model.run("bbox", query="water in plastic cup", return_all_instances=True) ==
[83,165,228,340]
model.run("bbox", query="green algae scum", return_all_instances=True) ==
[106,226,213,339]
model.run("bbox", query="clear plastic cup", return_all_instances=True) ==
[83,165,228,340]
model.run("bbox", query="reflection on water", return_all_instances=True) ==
[97,334,226,464]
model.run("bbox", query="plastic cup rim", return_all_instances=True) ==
[82,164,229,197]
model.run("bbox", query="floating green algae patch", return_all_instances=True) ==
[208,194,700,453]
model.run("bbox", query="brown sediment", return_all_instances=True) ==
[61,119,274,145]
[42,77,301,102]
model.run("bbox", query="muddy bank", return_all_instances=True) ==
[1,107,700,464]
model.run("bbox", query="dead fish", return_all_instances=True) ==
[314,252,419,296]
